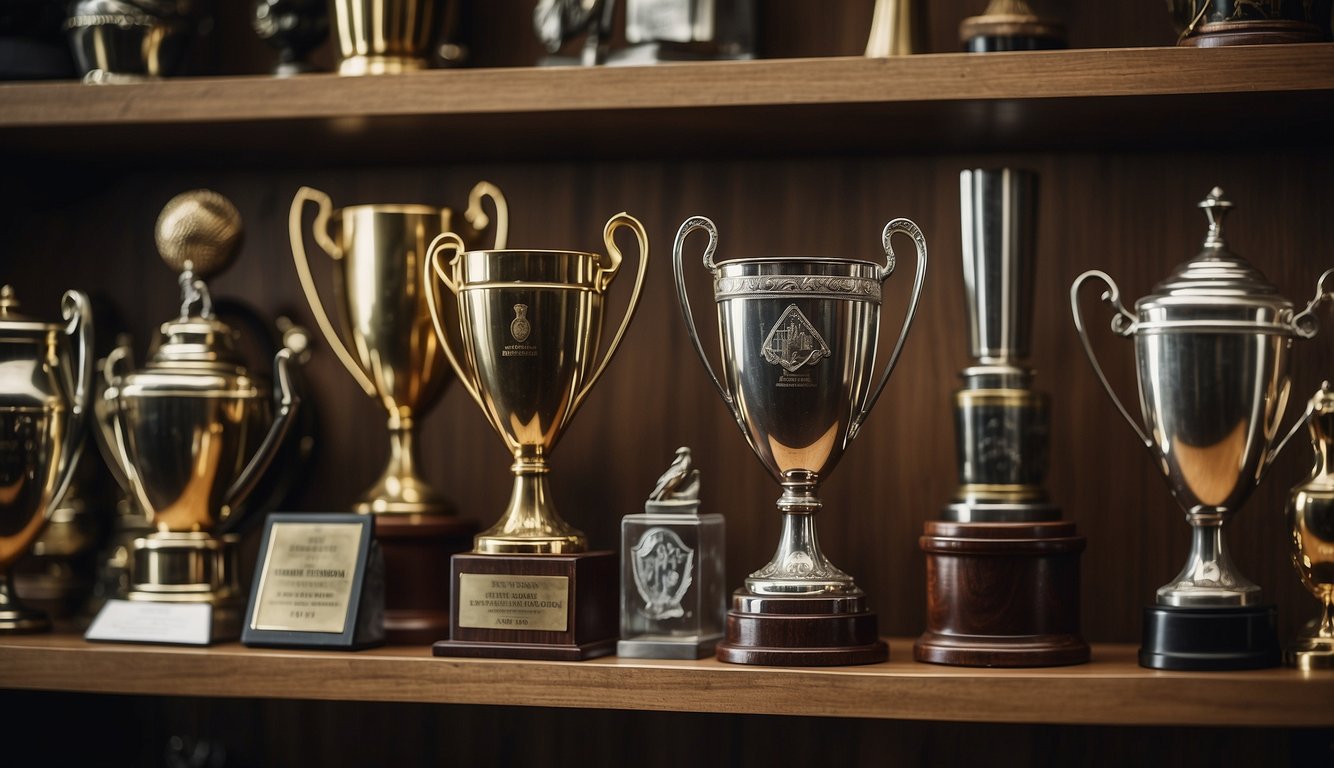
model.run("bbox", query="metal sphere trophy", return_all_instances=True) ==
[0,286,93,633]
[673,214,927,666]
[426,213,648,660]
[290,182,506,643]
[916,169,1087,667]
[1072,188,1333,670]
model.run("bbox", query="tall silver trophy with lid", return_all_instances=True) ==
[1072,187,1333,670]
[618,447,724,659]
[673,214,927,666]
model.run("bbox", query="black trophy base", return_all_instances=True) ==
[1139,604,1280,670]
[716,592,888,667]
[964,36,1065,52]
[433,551,618,661]
[1179,20,1325,47]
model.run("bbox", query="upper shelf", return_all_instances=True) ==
[1,45,1332,166]
[1,634,1331,726]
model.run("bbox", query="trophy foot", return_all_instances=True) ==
[1286,637,1334,671]
[1140,604,1280,670]
[0,605,52,634]
[354,473,455,517]
[716,591,888,667]
[337,55,427,76]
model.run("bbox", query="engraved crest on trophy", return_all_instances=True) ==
[632,528,694,620]
[510,304,532,342]
[762,305,830,372]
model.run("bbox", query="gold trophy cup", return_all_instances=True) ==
[331,0,444,75]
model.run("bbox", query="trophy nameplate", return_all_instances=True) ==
[86,600,213,646]
[242,514,384,650]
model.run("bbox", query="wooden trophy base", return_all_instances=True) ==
[1140,604,1279,670]
[373,514,476,645]
[433,551,617,661]
[716,592,888,667]
[915,520,1089,668]
[1180,20,1325,47]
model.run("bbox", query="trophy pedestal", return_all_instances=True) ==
[0,590,51,633]
[915,520,1088,667]
[618,634,722,659]
[1140,604,1280,670]
[1179,20,1324,48]
[1286,636,1334,671]
[433,551,618,661]
[373,514,475,645]
[716,592,888,666]
[128,533,244,641]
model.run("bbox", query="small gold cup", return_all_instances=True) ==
[331,0,443,75]
[424,213,649,554]
[291,183,507,516]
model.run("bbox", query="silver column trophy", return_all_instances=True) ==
[673,215,927,666]
[915,169,1087,667]
[1072,188,1333,670]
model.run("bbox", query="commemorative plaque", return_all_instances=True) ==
[425,213,648,660]
[243,513,384,650]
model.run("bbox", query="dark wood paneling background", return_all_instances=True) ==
[2,2,1332,766]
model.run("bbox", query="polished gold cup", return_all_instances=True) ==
[331,0,444,75]
[424,213,649,554]
[0,287,93,633]
[291,183,507,516]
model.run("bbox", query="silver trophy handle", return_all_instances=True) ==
[1266,267,1334,471]
[51,290,93,511]
[672,216,741,427]
[219,348,301,528]
[1070,269,1154,451]
[850,218,928,439]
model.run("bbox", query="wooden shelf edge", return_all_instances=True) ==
[1,634,1330,726]
[1,46,1331,129]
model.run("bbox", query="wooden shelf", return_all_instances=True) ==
[1,45,1332,165]
[1,634,1330,726]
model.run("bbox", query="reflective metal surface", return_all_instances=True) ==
[97,191,301,617]
[1287,383,1334,669]
[425,213,649,554]
[960,168,1036,363]
[0,286,93,632]
[673,215,927,595]
[1072,187,1334,608]
[64,0,199,83]
[865,0,927,57]
[291,183,507,516]
[331,0,442,75]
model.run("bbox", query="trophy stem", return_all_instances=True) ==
[0,568,52,633]
[354,412,452,516]
[745,484,855,596]
[1157,513,1260,607]
[474,454,586,555]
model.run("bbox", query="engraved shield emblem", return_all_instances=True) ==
[762,304,830,372]
[631,527,694,620]
[510,303,531,342]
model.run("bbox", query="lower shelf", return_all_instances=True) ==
[0,634,1329,727]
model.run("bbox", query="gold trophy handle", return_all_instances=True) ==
[425,231,485,411]
[1070,270,1155,452]
[569,212,650,414]
[1266,268,1334,473]
[464,181,509,250]
[850,219,928,439]
[51,290,93,512]
[671,216,739,425]
[219,348,301,529]
[289,186,377,397]
[101,345,157,526]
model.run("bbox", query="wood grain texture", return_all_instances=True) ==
[0,633,1330,726]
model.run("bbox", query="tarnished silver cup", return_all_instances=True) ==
[1072,188,1334,609]
[673,216,926,597]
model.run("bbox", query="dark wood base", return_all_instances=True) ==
[372,514,476,645]
[1180,20,1325,47]
[716,592,888,667]
[1140,604,1279,671]
[915,520,1089,668]
[433,550,617,661]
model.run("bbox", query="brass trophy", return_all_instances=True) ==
[915,169,1088,668]
[673,215,927,666]
[1287,383,1334,670]
[96,190,302,641]
[425,213,649,660]
[1072,187,1333,670]
[0,286,93,632]
[331,0,443,75]
[865,0,928,57]
[959,1,1066,51]
[290,183,506,644]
